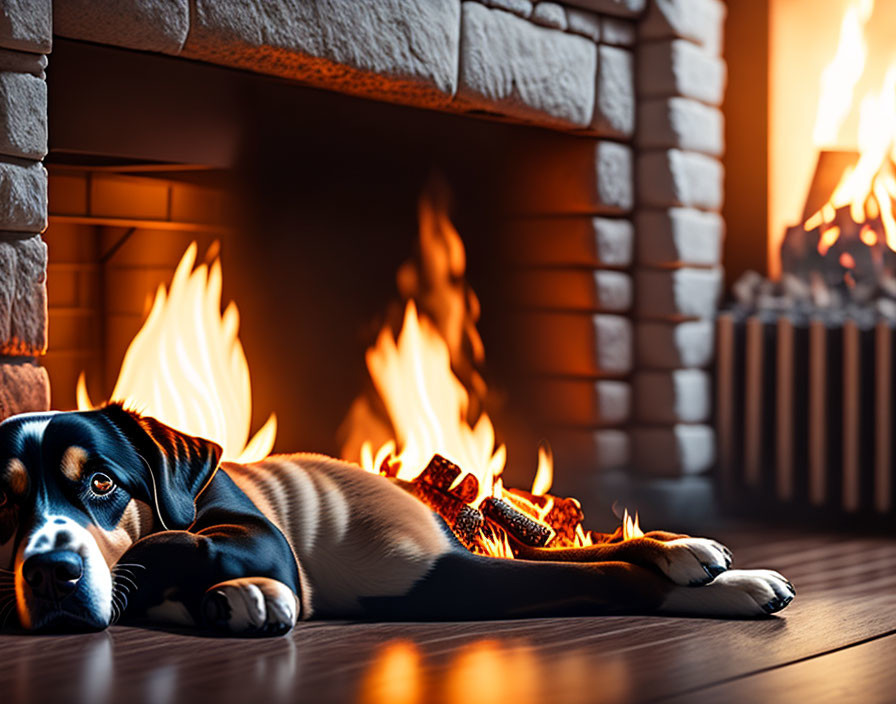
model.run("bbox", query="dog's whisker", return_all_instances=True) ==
[113,563,146,571]
[113,575,138,590]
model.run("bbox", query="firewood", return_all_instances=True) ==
[505,488,584,547]
[419,454,462,490]
[419,454,479,502]
[480,497,555,548]
[412,481,483,547]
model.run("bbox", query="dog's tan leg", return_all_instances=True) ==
[513,535,733,586]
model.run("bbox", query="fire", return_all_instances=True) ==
[801,0,896,258]
[77,242,277,463]
[350,188,637,557]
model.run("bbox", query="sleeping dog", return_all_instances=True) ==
[0,405,794,635]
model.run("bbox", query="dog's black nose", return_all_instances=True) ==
[22,551,84,601]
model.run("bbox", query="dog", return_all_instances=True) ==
[0,405,794,635]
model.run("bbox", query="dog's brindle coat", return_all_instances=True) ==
[0,406,794,635]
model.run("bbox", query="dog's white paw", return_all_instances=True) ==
[203,577,299,636]
[655,537,733,586]
[660,568,796,617]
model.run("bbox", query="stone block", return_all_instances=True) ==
[636,267,722,319]
[54,0,190,55]
[0,158,46,232]
[631,424,715,476]
[0,234,46,355]
[531,2,567,29]
[637,150,724,210]
[508,139,632,214]
[0,361,49,421]
[0,72,46,160]
[483,0,533,17]
[183,0,461,109]
[561,0,645,18]
[0,0,51,53]
[518,312,631,376]
[634,369,710,424]
[636,319,714,368]
[532,378,630,425]
[590,45,634,138]
[513,269,631,312]
[601,17,635,46]
[458,2,596,127]
[637,97,724,155]
[0,48,47,77]
[637,207,724,266]
[638,39,726,106]
[551,428,630,470]
[565,8,600,42]
[509,216,633,267]
[641,0,726,55]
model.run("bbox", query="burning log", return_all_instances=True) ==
[506,487,585,547]
[480,497,555,548]
[401,477,483,548]
[419,454,480,503]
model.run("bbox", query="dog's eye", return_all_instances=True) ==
[89,473,115,497]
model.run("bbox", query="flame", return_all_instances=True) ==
[360,301,504,504]
[801,0,896,259]
[622,509,643,541]
[812,0,873,146]
[77,242,277,463]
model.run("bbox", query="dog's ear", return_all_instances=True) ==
[97,404,223,530]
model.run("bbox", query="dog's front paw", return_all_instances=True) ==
[661,568,796,617]
[202,577,299,636]
[655,537,733,586]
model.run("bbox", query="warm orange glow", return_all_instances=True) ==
[860,223,878,245]
[817,225,841,256]
[359,640,424,704]
[840,251,857,269]
[77,242,277,463]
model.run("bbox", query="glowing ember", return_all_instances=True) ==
[349,188,635,557]
[77,242,277,463]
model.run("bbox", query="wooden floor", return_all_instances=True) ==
[3,527,896,704]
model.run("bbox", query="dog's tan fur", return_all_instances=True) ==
[223,454,451,618]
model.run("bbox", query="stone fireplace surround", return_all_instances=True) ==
[0,0,726,477]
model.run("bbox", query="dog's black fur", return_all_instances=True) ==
[0,406,794,635]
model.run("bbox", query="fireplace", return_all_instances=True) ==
[0,0,727,519]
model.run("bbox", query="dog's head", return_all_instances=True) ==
[0,405,221,631]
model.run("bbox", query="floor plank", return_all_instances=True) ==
[665,632,896,704]
[2,528,896,703]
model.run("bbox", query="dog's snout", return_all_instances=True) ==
[22,551,84,601]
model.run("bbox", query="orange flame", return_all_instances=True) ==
[360,301,505,505]
[622,509,643,541]
[76,242,277,463]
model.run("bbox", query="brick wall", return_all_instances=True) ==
[0,0,50,420]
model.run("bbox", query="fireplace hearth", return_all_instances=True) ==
[0,0,728,518]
